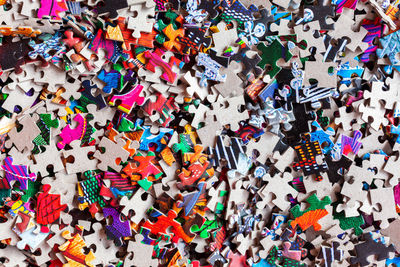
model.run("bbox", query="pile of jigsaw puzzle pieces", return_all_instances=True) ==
[2,0,400,266]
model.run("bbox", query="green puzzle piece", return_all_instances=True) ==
[333,203,364,236]
[291,193,331,218]
[257,39,293,78]
[191,218,221,238]
[289,193,331,231]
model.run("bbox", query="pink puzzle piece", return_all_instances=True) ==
[109,84,145,114]
[57,113,94,149]
[282,241,302,261]
[143,48,184,84]
[37,0,67,19]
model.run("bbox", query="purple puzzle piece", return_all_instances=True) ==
[0,157,36,190]
[103,207,131,246]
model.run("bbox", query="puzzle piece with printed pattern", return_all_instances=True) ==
[143,48,184,84]
[139,125,173,152]
[109,83,145,114]
[155,9,184,43]
[142,208,191,243]
[103,207,131,246]
[117,17,156,50]
[360,17,386,62]
[185,0,219,23]
[80,79,107,109]
[36,184,67,229]
[302,0,335,30]
[15,224,50,251]
[177,160,210,189]
[77,171,106,215]
[123,151,163,189]
[37,0,67,19]
[196,52,226,87]
[172,132,195,157]
[154,0,180,11]
[57,113,95,149]
[191,217,221,239]
[28,31,65,63]
[97,69,122,94]
[143,92,180,127]
[377,29,400,66]
[89,29,125,64]
[58,226,96,267]
[0,157,37,190]
[310,120,335,154]
[160,24,185,53]
[292,134,328,181]
[177,25,212,53]
[257,39,292,78]
[220,0,258,26]
[177,181,207,216]
[317,241,344,267]
[350,232,395,266]
[238,8,274,45]
[290,194,331,231]
[231,39,262,76]
[0,38,30,73]
[32,113,60,154]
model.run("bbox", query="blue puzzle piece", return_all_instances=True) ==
[140,126,173,152]
[377,30,400,65]
[387,256,400,266]
[253,258,274,267]
[391,125,400,144]
[97,69,121,93]
[196,53,226,87]
[28,31,64,61]
[310,120,335,154]
[337,62,364,86]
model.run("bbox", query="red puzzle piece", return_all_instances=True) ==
[123,151,163,182]
[178,161,209,188]
[117,17,156,49]
[36,184,68,226]
[142,92,179,127]
[142,209,196,243]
